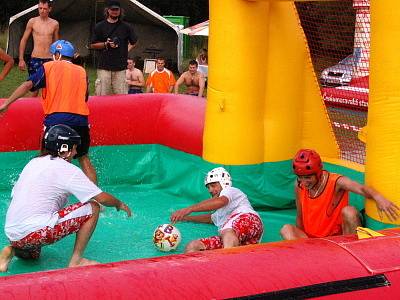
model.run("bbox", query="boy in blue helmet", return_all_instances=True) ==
[0,125,131,272]
[171,167,263,253]
[0,39,97,184]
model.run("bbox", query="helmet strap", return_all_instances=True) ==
[53,53,62,61]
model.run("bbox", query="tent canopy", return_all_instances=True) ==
[180,20,209,36]
[7,0,183,70]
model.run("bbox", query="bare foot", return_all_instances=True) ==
[0,246,14,272]
[69,257,99,267]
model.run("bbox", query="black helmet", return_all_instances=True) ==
[44,124,81,153]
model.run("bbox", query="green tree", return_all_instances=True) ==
[1,0,209,29]
[1,0,37,30]
[139,0,209,25]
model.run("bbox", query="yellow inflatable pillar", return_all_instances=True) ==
[204,0,338,165]
[204,0,269,164]
[364,0,400,225]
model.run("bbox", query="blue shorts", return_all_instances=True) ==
[128,88,143,94]
[28,57,52,77]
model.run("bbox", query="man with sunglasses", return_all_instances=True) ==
[90,0,138,95]
[280,149,399,240]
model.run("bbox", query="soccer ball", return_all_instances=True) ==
[153,224,182,252]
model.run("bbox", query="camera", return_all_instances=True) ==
[111,37,120,46]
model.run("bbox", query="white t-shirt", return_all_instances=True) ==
[5,155,102,241]
[211,186,259,230]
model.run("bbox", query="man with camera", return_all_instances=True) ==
[90,0,137,95]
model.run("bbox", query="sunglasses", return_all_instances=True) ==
[109,7,120,11]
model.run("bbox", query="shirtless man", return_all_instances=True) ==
[126,58,144,94]
[174,60,205,97]
[18,0,59,95]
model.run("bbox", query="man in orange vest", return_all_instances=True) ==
[280,149,399,240]
[0,40,97,184]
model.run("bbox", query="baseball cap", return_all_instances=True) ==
[107,0,121,8]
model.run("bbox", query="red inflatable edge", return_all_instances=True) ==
[0,94,205,156]
[1,230,400,298]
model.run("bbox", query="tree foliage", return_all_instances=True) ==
[1,0,37,30]
[138,0,209,25]
[0,0,209,30]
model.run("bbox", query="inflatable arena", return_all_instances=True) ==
[1,0,400,298]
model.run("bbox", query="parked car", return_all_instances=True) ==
[320,55,354,86]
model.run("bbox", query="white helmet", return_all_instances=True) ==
[204,167,232,189]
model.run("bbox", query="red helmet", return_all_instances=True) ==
[292,149,323,177]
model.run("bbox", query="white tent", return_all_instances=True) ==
[180,20,209,36]
[7,0,185,71]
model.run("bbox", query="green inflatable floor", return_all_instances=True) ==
[0,144,364,276]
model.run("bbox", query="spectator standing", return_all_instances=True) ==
[126,57,144,94]
[90,0,138,95]
[18,0,59,96]
[146,57,176,93]
[196,48,208,66]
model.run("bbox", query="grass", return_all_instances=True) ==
[0,64,98,99]
[0,30,207,98]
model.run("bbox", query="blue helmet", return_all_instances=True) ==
[44,124,81,153]
[50,40,75,58]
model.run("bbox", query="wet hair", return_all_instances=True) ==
[189,59,198,67]
[39,0,53,7]
[127,56,138,63]
[38,148,58,158]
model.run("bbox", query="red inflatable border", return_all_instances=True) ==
[1,94,400,298]
[0,94,204,156]
[1,230,400,298]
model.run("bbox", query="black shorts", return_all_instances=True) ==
[359,208,366,227]
[42,125,90,158]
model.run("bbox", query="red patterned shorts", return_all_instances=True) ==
[200,213,263,250]
[10,202,92,259]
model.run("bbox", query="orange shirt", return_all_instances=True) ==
[300,172,349,238]
[146,68,176,93]
[42,61,89,116]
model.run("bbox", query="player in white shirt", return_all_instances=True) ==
[170,167,263,253]
[0,125,131,272]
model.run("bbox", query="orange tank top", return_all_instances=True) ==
[42,61,89,116]
[300,172,349,238]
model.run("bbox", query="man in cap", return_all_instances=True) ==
[90,0,138,95]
